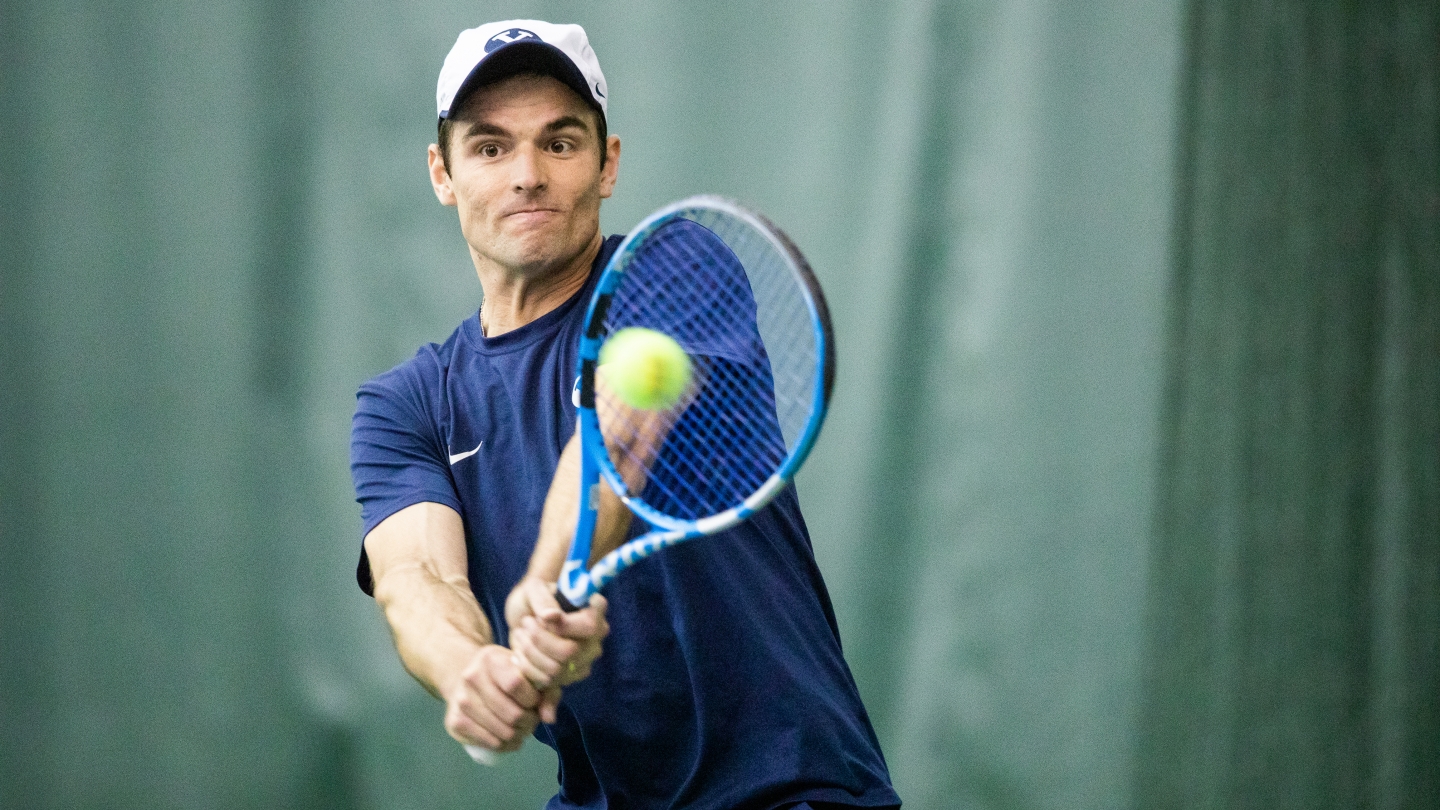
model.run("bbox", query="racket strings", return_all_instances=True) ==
[596,212,818,521]
[600,365,782,515]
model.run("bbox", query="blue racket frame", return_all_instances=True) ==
[556,195,834,610]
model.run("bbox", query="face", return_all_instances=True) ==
[428,74,620,279]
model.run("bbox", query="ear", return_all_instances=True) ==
[427,143,457,206]
[599,135,621,199]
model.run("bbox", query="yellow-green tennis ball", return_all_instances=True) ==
[599,327,692,410]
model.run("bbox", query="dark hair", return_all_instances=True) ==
[436,73,607,173]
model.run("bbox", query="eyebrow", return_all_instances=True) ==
[542,115,592,135]
[460,115,593,141]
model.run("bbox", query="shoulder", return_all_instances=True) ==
[354,320,470,420]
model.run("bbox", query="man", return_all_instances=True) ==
[350,20,900,809]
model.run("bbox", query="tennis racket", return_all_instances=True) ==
[465,194,833,765]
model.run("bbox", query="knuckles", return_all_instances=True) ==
[448,693,482,723]
[443,705,483,742]
[494,666,528,695]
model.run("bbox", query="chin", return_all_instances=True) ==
[496,231,581,272]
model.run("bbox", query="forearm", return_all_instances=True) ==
[366,506,554,748]
[366,502,494,699]
[528,375,685,583]
[506,433,616,688]
[526,431,631,581]
[373,564,492,698]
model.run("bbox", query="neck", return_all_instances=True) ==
[475,231,602,337]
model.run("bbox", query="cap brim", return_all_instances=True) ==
[445,41,602,121]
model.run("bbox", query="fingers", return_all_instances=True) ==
[558,637,602,685]
[509,622,564,687]
[550,593,610,640]
[439,592,606,758]
[502,576,552,638]
[506,577,610,637]
[445,685,533,752]
[510,617,577,688]
[537,686,562,725]
[443,645,542,753]
[515,576,565,626]
[511,594,610,688]
[488,645,543,708]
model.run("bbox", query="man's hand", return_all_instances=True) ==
[443,643,560,752]
[505,575,610,688]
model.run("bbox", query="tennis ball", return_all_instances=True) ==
[599,327,692,410]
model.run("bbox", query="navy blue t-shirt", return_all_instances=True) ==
[351,235,899,810]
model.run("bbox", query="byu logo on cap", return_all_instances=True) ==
[485,28,539,52]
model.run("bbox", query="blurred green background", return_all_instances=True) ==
[2,1,1435,808]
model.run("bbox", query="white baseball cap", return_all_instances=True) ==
[436,20,608,122]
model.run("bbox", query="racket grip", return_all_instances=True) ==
[464,743,507,766]
[555,588,584,613]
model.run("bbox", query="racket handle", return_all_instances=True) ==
[555,588,584,613]
[464,743,507,766]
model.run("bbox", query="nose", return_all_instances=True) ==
[511,143,547,193]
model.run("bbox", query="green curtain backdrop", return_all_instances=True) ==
[1136,1,1440,807]
[2,1,1180,808]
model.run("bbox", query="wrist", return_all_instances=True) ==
[433,638,494,701]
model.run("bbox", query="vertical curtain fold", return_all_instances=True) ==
[1137,1,1440,806]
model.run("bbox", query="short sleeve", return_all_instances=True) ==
[349,355,462,593]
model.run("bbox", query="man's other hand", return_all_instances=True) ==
[442,643,547,753]
[506,576,610,688]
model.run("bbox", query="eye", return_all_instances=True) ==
[548,139,574,155]
[478,143,501,158]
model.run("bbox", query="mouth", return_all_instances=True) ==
[503,207,562,221]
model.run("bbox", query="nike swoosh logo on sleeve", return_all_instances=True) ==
[448,442,483,465]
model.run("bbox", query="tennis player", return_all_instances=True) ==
[350,19,900,809]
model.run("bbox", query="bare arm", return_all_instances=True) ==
[505,372,681,686]
[502,431,624,687]
[365,502,555,751]
[526,429,634,581]
[534,369,683,575]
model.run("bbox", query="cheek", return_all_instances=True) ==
[562,166,605,206]
[451,177,500,219]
